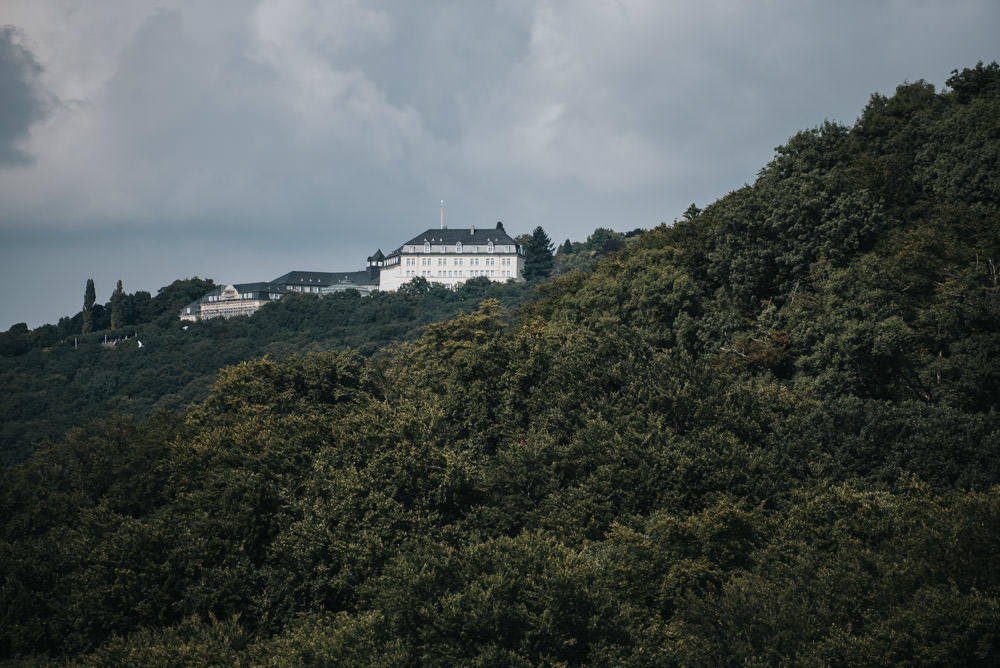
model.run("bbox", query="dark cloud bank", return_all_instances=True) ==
[0,26,48,165]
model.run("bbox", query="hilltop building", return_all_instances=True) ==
[180,282,287,322]
[180,223,524,321]
[372,224,525,291]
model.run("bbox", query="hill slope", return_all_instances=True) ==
[2,63,999,665]
[0,278,536,464]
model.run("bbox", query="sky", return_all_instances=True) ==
[1,1,998,330]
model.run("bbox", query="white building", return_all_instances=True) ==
[180,271,379,321]
[180,223,526,321]
[180,282,287,322]
[371,223,525,291]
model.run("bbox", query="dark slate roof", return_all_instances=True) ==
[367,249,385,262]
[399,227,521,248]
[271,270,376,287]
[234,282,288,294]
[325,271,376,286]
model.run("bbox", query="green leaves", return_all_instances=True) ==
[359,533,621,666]
[4,64,1000,664]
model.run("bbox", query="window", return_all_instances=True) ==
[487,241,494,253]
[424,241,431,253]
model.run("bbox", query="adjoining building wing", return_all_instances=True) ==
[271,270,379,295]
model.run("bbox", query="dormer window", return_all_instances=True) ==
[487,240,494,253]
[455,241,462,253]
[424,241,431,253]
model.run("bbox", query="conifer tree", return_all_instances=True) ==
[523,226,555,281]
[110,280,125,330]
[82,278,96,334]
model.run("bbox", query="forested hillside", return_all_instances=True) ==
[0,278,536,464]
[2,63,999,665]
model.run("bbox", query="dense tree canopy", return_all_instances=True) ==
[2,64,999,664]
[0,278,538,465]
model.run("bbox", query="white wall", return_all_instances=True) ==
[378,252,523,291]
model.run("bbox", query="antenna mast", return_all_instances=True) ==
[440,199,445,229]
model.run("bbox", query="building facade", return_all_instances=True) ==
[372,224,525,292]
[180,282,287,322]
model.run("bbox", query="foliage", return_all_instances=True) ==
[2,63,999,664]
[0,278,537,464]
[81,278,96,334]
[109,280,127,331]
[522,225,555,280]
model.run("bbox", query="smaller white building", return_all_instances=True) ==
[180,270,379,321]
[372,223,525,291]
[180,282,287,321]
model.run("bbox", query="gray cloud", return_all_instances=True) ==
[0,25,49,165]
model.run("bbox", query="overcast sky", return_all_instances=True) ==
[1,1,997,329]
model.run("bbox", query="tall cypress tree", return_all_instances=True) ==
[82,278,96,334]
[523,226,555,281]
[110,280,125,330]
